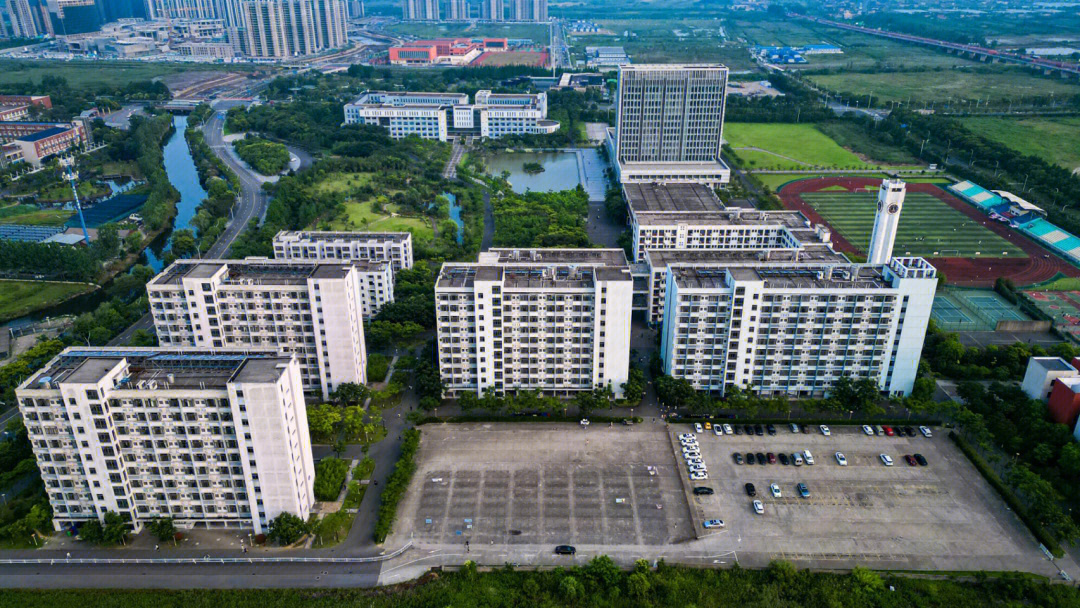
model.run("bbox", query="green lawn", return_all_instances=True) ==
[0,208,73,226]
[0,59,258,88]
[760,173,950,192]
[815,121,922,165]
[962,116,1080,171]
[0,280,95,323]
[317,199,434,243]
[725,123,875,170]
[809,68,1080,105]
[802,191,1025,258]
[312,172,374,196]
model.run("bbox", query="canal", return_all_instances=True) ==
[143,115,208,271]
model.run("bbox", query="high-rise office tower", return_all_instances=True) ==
[147,0,219,20]
[868,178,905,265]
[612,64,730,185]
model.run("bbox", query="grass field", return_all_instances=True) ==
[802,191,1025,258]
[809,68,1080,105]
[0,280,94,323]
[962,116,1080,171]
[317,199,433,242]
[725,123,876,170]
[312,172,374,196]
[758,173,948,192]
[570,19,753,69]
[0,59,254,88]
[0,208,73,226]
[815,121,922,165]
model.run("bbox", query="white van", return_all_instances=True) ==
[803,450,815,465]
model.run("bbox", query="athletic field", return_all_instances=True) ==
[801,191,1025,259]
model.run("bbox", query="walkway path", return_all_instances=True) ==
[443,139,465,180]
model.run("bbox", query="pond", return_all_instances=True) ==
[143,115,208,271]
[484,150,583,194]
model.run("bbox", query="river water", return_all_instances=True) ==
[143,115,208,271]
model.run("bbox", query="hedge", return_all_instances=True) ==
[671,416,944,427]
[949,431,1065,558]
[373,428,421,543]
[416,414,644,425]
[313,457,348,502]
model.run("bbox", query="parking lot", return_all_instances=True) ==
[681,423,1053,572]
[391,423,694,549]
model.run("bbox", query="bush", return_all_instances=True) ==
[313,457,349,501]
[367,353,390,383]
[267,512,308,546]
[232,136,290,176]
[373,429,420,543]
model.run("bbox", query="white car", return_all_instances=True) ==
[790,423,800,433]
[835,452,848,466]
[880,454,894,466]
[723,424,734,435]
[690,471,708,480]
[792,453,804,466]
[686,457,704,466]
[819,425,831,436]
[803,450,815,465]
[713,425,723,436]
[683,451,701,460]
[753,500,764,514]
[862,425,874,436]
[678,433,695,440]
[770,483,781,498]
[694,423,703,433]
[919,426,933,437]
[680,438,699,447]
[703,519,725,529]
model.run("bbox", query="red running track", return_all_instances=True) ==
[777,177,1080,287]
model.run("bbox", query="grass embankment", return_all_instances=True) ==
[0,280,95,323]
[962,116,1080,172]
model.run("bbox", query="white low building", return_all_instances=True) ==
[273,231,414,273]
[16,348,314,535]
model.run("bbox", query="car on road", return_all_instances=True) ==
[745,482,757,497]
[883,426,895,437]
[778,452,790,465]
[835,452,848,466]
[790,423,800,433]
[767,452,777,464]
[919,426,933,437]
[703,519,725,529]
[713,425,723,436]
[770,483,781,498]
[745,452,756,465]
[753,500,765,514]
[723,424,734,435]
[792,452,804,466]
[797,483,810,498]
[754,424,764,436]
[904,454,917,466]
[693,487,714,496]
[819,425,831,436]
[803,450,815,465]
[880,454,894,466]
[914,453,928,466]
[862,425,874,436]
[694,423,703,433]
[733,453,744,465]
[766,423,777,435]
[555,545,576,555]
[690,471,708,480]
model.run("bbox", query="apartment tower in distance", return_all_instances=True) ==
[609,64,730,186]
[401,0,545,21]
[16,348,315,534]
[233,0,346,58]
[147,259,368,399]
[868,178,906,265]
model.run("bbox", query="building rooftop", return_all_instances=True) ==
[624,183,724,213]
[438,263,631,289]
[672,264,891,291]
[150,259,352,286]
[481,248,629,267]
[275,231,411,243]
[645,246,848,268]
[17,126,71,142]
[1031,357,1076,372]
[634,208,813,228]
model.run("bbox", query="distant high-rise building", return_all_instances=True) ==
[611,64,730,186]
[401,0,437,21]
[233,0,344,58]
[7,0,40,37]
[101,0,147,21]
[47,0,104,36]
[483,0,500,21]
[868,178,905,265]
[311,0,344,49]
[509,0,543,21]
[346,0,361,18]
[446,0,465,20]
[146,0,218,20]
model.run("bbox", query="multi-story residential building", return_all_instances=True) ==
[232,0,345,59]
[344,90,558,141]
[273,230,414,273]
[401,0,438,20]
[147,259,368,399]
[400,0,544,21]
[509,0,544,21]
[660,256,937,397]
[0,103,30,121]
[608,64,730,185]
[436,248,633,397]
[7,0,41,37]
[0,123,89,167]
[16,347,315,534]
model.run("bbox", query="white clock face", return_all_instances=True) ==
[888,204,900,214]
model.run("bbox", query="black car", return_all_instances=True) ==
[778,452,790,465]
[801,423,810,433]
[914,453,928,466]
[904,426,916,437]
[693,486,715,496]
[754,424,764,436]
[756,452,767,464]
[745,482,757,497]
[745,452,755,465]
[733,425,742,435]
[766,423,777,435]
[555,545,576,555]
[733,453,744,465]
[744,424,755,435]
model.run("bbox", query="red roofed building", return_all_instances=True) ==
[1049,377,1080,427]
[389,38,507,65]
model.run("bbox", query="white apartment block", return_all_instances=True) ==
[436,249,633,397]
[344,90,559,142]
[147,259,367,399]
[609,64,730,186]
[16,348,315,535]
[273,230,414,273]
[660,257,937,398]
[232,0,346,59]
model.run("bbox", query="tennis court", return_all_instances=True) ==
[932,289,1031,331]
[1023,290,1080,339]
[931,295,974,326]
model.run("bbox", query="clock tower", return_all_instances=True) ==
[867,178,906,265]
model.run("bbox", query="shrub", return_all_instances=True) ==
[313,457,349,501]
[373,429,420,543]
[367,353,390,382]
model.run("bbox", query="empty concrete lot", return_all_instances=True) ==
[391,423,694,549]
[685,424,1052,572]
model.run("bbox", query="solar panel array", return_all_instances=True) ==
[0,224,63,242]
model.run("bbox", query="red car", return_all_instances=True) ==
[904,454,917,466]
[883,426,895,436]
[767,452,777,464]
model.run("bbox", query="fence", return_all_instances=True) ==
[0,541,413,566]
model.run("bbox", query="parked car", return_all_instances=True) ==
[883,426,895,437]
[919,426,932,437]
[835,452,848,466]
[733,453,744,465]
[754,424,764,436]
[693,487,714,496]
[778,452,790,465]
[745,452,755,465]
[766,423,776,435]
[753,500,765,514]
[903,426,916,437]
[683,451,701,460]
[745,482,757,497]
[819,425,831,436]
[756,452,767,464]
[792,452,804,466]
[770,483,781,498]
[703,519,725,529]
[744,424,755,435]
[904,454,917,466]
[713,425,723,437]
[690,471,708,480]
[704,422,712,431]
[880,454,894,466]
[797,482,810,498]
[803,450,815,465]
[767,452,777,464]
[687,458,704,467]
[694,423,703,433]
[875,425,885,436]
[790,423,800,433]
[723,424,733,435]
[914,453,928,466]
[733,425,742,435]
[555,545,576,555]
[801,424,810,434]
[862,425,874,436]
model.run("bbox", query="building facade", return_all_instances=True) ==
[610,64,730,185]
[273,231,414,273]
[147,259,368,399]
[232,0,345,58]
[16,348,315,534]
[344,90,558,141]
[400,0,545,21]
[436,249,633,397]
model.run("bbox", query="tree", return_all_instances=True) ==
[78,520,104,543]
[146,517,177,541]
[306,403,342,442]
[559,575,583,600]
[170,229,198,258]
[330,382,367,406]
[267,512,308,545]
[102,511,130,545]
[124,231,143,253]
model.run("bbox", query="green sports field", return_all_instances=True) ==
[801,191,1025,258]
[962,116,1080,172]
